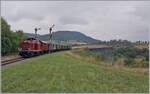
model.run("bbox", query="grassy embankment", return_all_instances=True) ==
[2,50,149,93]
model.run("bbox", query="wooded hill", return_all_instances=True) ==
[25,31,100,44]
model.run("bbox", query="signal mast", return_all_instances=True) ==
[49,24,55,41]
[49,24,55,52]
[34,28,41,39]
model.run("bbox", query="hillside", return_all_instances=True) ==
[25,31,99,44]
[2,51,148,93]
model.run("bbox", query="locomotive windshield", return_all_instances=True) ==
[27,38,36,40]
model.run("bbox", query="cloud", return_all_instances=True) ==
[1,1,149,41]
[59,16,88,25]
[132,5,150,23]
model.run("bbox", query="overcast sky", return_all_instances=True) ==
[1,1,150,41]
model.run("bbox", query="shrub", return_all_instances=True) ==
[77,50,104,61]
[132,58,149,68]
[94,53,104,61]
[140,61,149,68]
[113,46,149,60]
[124,58,135,66]
[141,48,149,61]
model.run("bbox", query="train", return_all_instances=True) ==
[18,37,71,58]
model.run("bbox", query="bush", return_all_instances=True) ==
[140,61,149,68]
[131,58,149,68]
[77,50,104,61]
[113,47,125,57]
[124,58,135,66]
[141,48,149,61]
[94,53,104,61]
[124,57,149,68]
[113,46,149,61]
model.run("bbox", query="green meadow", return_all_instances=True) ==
[2,51,149,93]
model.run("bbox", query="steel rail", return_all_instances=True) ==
[1,57,25,66]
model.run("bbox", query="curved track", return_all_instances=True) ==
[1,57,25,66]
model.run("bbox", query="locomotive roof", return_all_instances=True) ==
[26,38,71,46]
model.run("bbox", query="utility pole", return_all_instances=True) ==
[34,28,41,39]
[49,24,55,52]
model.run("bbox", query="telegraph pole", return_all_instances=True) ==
[49,24,55,52]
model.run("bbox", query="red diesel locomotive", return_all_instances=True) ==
[19,38,48,57]
[19,37,71,58]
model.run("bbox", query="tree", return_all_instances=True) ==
[1,17,12,54]
[1,17,26,55]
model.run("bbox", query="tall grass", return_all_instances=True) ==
[76,50,104,61]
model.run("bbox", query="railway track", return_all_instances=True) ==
[1,57,25,66]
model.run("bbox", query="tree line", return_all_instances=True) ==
[1,17,26,55]
[97,39,149,47]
